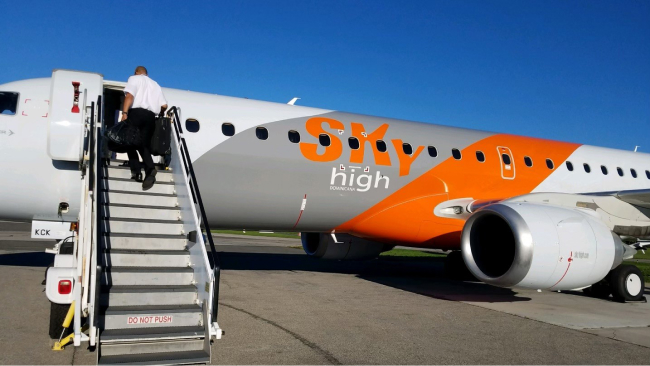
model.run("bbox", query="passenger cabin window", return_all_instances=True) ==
[524,156,533,167]
[288,130,300,143]
[376,140,387,153]
[348,137,360,150]
[501,154,511,165]
[584,163,591,173]
[428,146,438,158]
[566,161,574,171]
[601,165,608,175]
[452,148,462,160]
[631,169,638,178]
[617,167,624,177]
[256,127,268,140]
[403,143,413,155]
[185,119,200,133]
[0,92,19,115]
[222,123,235,136]
[476,151,485,162]
[546,159,554,170]
[319,134,331,147]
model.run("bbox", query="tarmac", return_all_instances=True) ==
[1,222,649,364]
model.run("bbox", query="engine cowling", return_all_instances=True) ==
[461,202,626,291]
[301,232,393,260]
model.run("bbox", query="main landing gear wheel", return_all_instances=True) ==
[610,264,645,303]
[583,280,612,299]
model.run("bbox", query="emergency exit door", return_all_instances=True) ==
[497,146,515,180]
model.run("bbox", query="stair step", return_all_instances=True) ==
[101,233,188,251]
[102,267,194,286]
[108,159,167,167]
[98,350,209,365]
[101,190,178,207]
[101,218,184,236]
[101,326,205,343]
[100,338,205,357]
[105,165,173,183]
[102,305,203,330]
[102,249,190,268]
[102,204,182,221]
[100,285,198,307]
[101,178,175,195]
[107,163,172,172]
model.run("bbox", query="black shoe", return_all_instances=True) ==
[142,169,157,191]
[131,173,143,182]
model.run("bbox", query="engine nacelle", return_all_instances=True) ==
[461,202,627,291]
[301,232,393,260]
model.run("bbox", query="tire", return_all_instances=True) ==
[610,264,645,302]
[49,302,69,339]
[444,251,476,281]
[583,279,612,299]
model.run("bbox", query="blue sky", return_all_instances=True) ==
[1,1,648,150]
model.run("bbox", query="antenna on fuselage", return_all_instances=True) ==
[287,97,300,105]
[634,146,640,152]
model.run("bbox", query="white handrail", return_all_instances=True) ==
[73,101,100,346]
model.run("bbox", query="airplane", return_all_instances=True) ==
[0,69,647,309]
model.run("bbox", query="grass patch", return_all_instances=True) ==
[380,248,447,258]
[210,230,300,239]
[633,249,650,260]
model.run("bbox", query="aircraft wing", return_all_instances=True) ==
[614,189,650,209]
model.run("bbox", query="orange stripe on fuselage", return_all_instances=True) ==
[335,134,581,249]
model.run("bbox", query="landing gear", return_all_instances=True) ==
[610,264,645,302]
[583,279,611,299]
[584,264,646,303]
[444,251,476,281]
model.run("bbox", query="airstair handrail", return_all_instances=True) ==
[73,98,99,346]
[167,106,222,322]
[89,95,102,346]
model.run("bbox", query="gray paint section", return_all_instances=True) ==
[193,111,493,231]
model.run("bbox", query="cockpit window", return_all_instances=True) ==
[0,92,19,115]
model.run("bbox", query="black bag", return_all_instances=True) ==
[107,140,129,153]
[150,117,172,156]
[105,121,142,148]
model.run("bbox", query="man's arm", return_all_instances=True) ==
[159,86,168,116]
[121,93,134,121]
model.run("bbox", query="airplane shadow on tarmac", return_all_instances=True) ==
[218,250,531,303]
[0,251,53,267]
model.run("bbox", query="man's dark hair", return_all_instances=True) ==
[135,66,148,75]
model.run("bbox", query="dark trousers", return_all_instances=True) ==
[126,108,156,175]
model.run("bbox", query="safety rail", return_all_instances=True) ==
[89,95,102,347]
[70,96,100,347]
[167,106,222,327]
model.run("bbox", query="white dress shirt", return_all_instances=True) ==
[124,75,167,114]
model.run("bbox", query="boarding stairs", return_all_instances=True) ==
[70,99,222,365]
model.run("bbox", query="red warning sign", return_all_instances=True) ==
[127,316,173,324]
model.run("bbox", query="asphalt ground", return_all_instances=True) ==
[1,222,649,364]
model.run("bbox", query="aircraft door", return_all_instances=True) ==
[497,146,515,180]
[48,70,103,161]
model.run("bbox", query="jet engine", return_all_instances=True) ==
[301,232,393,260]
[461,202,628,291]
